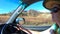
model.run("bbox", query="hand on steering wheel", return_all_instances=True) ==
[16,24,32,34]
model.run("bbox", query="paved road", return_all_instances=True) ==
[23,25,51,31]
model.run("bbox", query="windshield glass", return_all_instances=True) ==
[0,0,54,25]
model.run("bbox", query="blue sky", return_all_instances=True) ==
[25,1,50,12]
[0,0,50,14]
[0,0,20,14]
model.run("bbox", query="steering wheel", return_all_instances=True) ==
[1,24,27,34]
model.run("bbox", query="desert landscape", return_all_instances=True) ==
[0,10,53,26]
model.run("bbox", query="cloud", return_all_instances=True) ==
[38,9,51,13]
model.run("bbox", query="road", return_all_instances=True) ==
[23,25,51,31]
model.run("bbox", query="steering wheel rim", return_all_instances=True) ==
[1,24,28,34]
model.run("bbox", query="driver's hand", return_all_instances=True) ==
[16,24,32,34]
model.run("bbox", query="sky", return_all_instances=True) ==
[0,0,50,14]
[25,1,50,12]
[0,0,20,14]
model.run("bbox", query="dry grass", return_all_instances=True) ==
[20,14,53,26]
[0,14,53,26]
[0,15,10,24]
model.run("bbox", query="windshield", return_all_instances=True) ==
[0,0,54,31]
[0,0,54,25]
